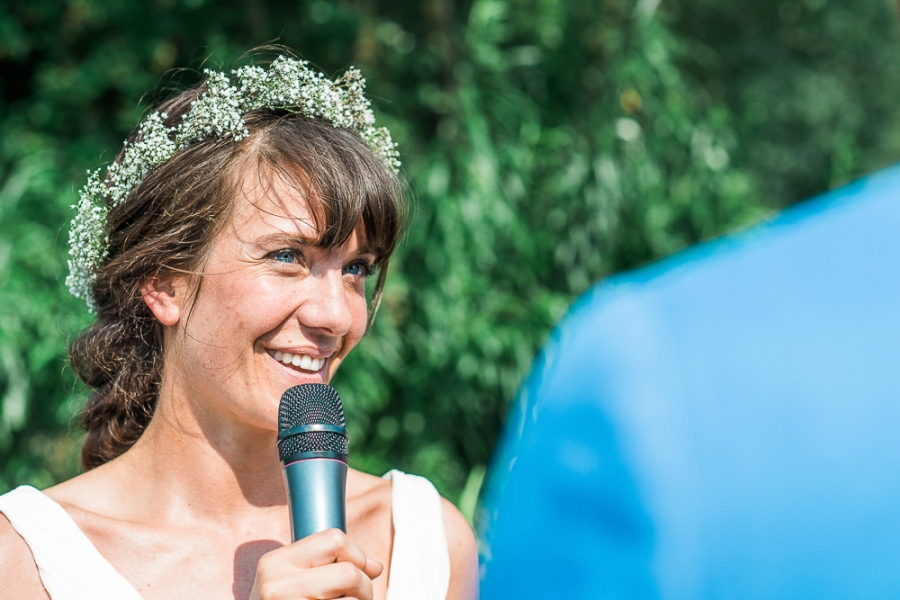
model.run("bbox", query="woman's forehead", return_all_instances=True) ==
[233,165,320,232]
[229,167,372,250]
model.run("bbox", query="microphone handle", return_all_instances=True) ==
[282,458,348,542]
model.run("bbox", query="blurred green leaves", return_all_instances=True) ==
[1,0,899,506]
[0,122,89,489]
[672,0,900,202]
[337,0,770,499]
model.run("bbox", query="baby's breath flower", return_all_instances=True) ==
[67,57,400,312]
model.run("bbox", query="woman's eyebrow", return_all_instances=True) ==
[255,232,318,246]
[256,232,376,257]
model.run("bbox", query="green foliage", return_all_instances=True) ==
[338,0,768,502]
[1,0,899,513]
[670,0,900,202]
[0,123,90,489]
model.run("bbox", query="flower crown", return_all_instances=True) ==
[66,56,400,312]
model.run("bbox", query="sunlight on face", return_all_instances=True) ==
[164,165,375,431]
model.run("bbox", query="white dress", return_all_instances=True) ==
[0,469,450,600]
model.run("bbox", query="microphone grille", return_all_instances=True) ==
[277,384,348,461]
[278,384,346,429]
[278,429,348,458]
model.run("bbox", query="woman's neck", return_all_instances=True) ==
[87,382,289,528]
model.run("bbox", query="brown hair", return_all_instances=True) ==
[69,76,404,470]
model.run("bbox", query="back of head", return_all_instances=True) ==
[481,165,900,598]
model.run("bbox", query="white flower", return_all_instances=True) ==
[67,57,400,312]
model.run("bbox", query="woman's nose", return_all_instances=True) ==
[296,271,353,336]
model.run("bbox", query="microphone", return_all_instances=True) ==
[277,383,349,542]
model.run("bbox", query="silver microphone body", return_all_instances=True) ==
[282,457,348,541]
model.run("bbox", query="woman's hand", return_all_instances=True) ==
[249,528,383,600]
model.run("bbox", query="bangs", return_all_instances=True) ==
[251,113,404,267]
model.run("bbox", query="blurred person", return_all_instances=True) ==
[0,53,477,600]
[480,165,900,598]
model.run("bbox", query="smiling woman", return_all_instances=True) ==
[0,54,478,600]
[79,107,401,471]
[144,166,376,434]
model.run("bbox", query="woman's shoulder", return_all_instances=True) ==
[0,494,51,599]
[350,469,479,600]
[438,495,479,600]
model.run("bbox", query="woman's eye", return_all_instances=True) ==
[344,261,374,278]
[269,249,299,264]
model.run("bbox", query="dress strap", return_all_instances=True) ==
[383,470,451,600]
[0,485,143,600]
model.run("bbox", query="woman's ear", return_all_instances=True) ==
[140,276,186,326]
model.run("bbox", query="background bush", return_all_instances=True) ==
[2,0,899,522]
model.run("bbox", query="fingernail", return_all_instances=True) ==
[367,557,384,577]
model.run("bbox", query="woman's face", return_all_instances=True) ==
[161,166,374,431]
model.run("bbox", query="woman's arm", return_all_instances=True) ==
[0,514,49,600]
[442,499,480,600]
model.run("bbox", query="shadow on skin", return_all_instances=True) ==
[233,539,284,600]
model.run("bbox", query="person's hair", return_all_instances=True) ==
[69,80,405,471]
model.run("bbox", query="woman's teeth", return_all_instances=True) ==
[269,350,325,372]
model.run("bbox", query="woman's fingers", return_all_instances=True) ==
[256,561,374,600]
[364,555,384,580]
[250,529,382,600]
[278,528,376,572]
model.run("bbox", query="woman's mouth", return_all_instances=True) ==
[267,350,325,373]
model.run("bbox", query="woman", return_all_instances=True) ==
[0,55,479,599]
